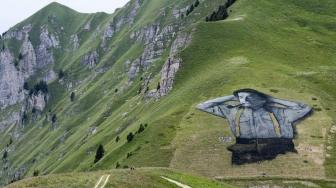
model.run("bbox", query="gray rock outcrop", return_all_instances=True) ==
[2,24,32,41]
[43,69,57,83]
[81,51,99,69]
[28,91,48,112]
[0,50,25,109]
[84,20,91,31]
[19,35,37,78]
[36,26,58,68]
[127,59,140,83]
[147,32,191,99]
[101,0,142,49]
[70,34,80,50]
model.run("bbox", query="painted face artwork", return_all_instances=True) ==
[196,88,312,164]
[237,92,251,107]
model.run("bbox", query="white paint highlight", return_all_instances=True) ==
[94,175,110,188]
[161,176,192,188]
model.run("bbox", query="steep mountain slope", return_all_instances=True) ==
[0,0,336,187]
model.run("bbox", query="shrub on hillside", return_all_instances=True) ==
[33,170,39,176]
[205,0,236,22]
[70,92,75,102]
[94,144,105,163]
[157,82,161,90]
[2,150,8,161]
[137,124,145,134]
[29,81,48,95]
[127,132,134,143]
[115,162,120,168]
[18,53,23,60]
[51,114,57,124]
[58,69,65,79]
[186,4,194,16]
[23,82,29,90]
[194,0,200,7]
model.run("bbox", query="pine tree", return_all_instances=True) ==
[70,92,75,102]
[189,4,194,14]
[18,53,23,60]
[51,114,57,123]
[94,144,105,163]
[127,132,134,143]
[115,162,120,168]
[58,69,65,79]
[137,124,145,134]
[194,0,200,7]
[33,170,39,176]
[23,82,29,90]
[2,150,8,160]
[115,136,120,143]
[157,82,161,90]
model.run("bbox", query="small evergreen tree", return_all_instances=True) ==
[70,92,75,102]
[94,144,105,163]
[33,81,48,95]
[18,53,23,60]
[137,124,145,134]
[189,4,194,13]
[51,114,57,123]
[58,69,65,79]
[33,170,39,176]
[126,152,132,158]
[32,107,37,114]
[115,162,120,168]
[127,132,134,143]
[23,82,29,90]
[157,82,161,90]
[2,150,8,160]
[8,137,13,145]
[22,112,28,124]
[115,136,120,143]
[115,88,118,93]
[194,0,200,7]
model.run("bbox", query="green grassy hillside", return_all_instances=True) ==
[4,168,235,188]
[1,0,336,187]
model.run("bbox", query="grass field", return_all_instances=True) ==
[4,168,235,188]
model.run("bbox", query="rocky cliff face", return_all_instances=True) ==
[2,24,32,41]
[19,35,37,78]
[0,50,25,109]
[127,23,182,84]
[147,32,191,99]
[81,51,99,69]
[28,91,48,112]
[70,34,80,50]
[101,0,143,50]
[36,26,58,68]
